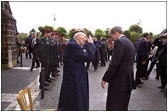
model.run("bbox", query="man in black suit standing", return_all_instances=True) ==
[25,34,32,59]
[101,26,135,111]
[135,32,149,87]
[30,32,40,71]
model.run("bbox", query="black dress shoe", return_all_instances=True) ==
[155,77,159,80]
[46,79,52,83]
[136,85,141,88]
[161,89,165,92]
[35,66,39,68]
[56,70,60,72]
[139,82,144,84]
[52,74,57,77]
[142,77,148,80]
[45,82,50,86]
[158,86,164,89]
[54,73,61,76]
[48,77,54,81]
[29,68,33,71]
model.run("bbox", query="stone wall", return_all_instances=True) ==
[1,1,17,70]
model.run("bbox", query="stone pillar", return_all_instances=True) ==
[1,1,17,70]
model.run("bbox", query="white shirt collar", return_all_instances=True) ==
[119,35,124,39]
[142,37,147,41]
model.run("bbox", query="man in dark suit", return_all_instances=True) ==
[58,32,96,111]
[101,26,135,111]
[99,38,107,66]
[25,34,32,59]
[135,32,149,87]
[38,28,52,90]
[30,32,40,71]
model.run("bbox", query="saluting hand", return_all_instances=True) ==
[88,38,93,43]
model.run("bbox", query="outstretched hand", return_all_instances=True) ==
[101,80,106,89]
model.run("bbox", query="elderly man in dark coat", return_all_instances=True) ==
[58,32,96,111]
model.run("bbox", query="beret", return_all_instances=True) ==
[45,28,52,33]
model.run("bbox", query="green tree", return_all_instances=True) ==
[124,30,131,39]
[19,33,27,40]
[94,28,105,40]
[149,32,153,38]
[67,28,75,39]
[29,28,36,35]
[38,25,54,37]
[130,31,141,43]
[104,28,110,39]
[129,24,143,34]
[55,27,67,38]
[154,34,159,39]
[83,28,92,37]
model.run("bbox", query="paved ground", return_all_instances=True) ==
[1,53,167,111]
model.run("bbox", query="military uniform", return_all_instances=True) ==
[56,38,61,67]
[48,39,57,78]
[38,35,50,85]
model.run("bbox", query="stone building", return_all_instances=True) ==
[1,1,17,70]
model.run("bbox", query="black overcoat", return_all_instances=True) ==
[58,39,96,111]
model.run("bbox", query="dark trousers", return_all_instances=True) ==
[92,60,98,70]
[156,63,160,78]
[86,61,91,70]
[48,62,54,78]
[101,54,106,66]
[26,51,32,59]
[39,63,49,83]
[31,51,40,69]
[136,63,147,85]
[141,62,148,78]
[106,91,131,111]
[107,50,112,61]
[159,65,167,88]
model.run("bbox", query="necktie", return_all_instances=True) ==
[31,39,35,49]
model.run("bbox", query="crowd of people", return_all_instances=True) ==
[134,30,167,91]
[15,27,167,111]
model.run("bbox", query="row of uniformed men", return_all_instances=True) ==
[38,28,62,90]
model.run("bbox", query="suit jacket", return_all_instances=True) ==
[31,37,40,50]
[102,36,135,91]
[136,37,149,63]
[25,36,33,52]
[153,38,167,66]
[31,37,40,56]
[99,41,107,55]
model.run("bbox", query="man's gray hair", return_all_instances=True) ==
[110,26,123,34]
[73,32,87,39]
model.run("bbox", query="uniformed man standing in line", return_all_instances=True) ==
[51,32,60,77]
[47,32,56,82]
[38,28,52,90]
[54,32,61,74]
